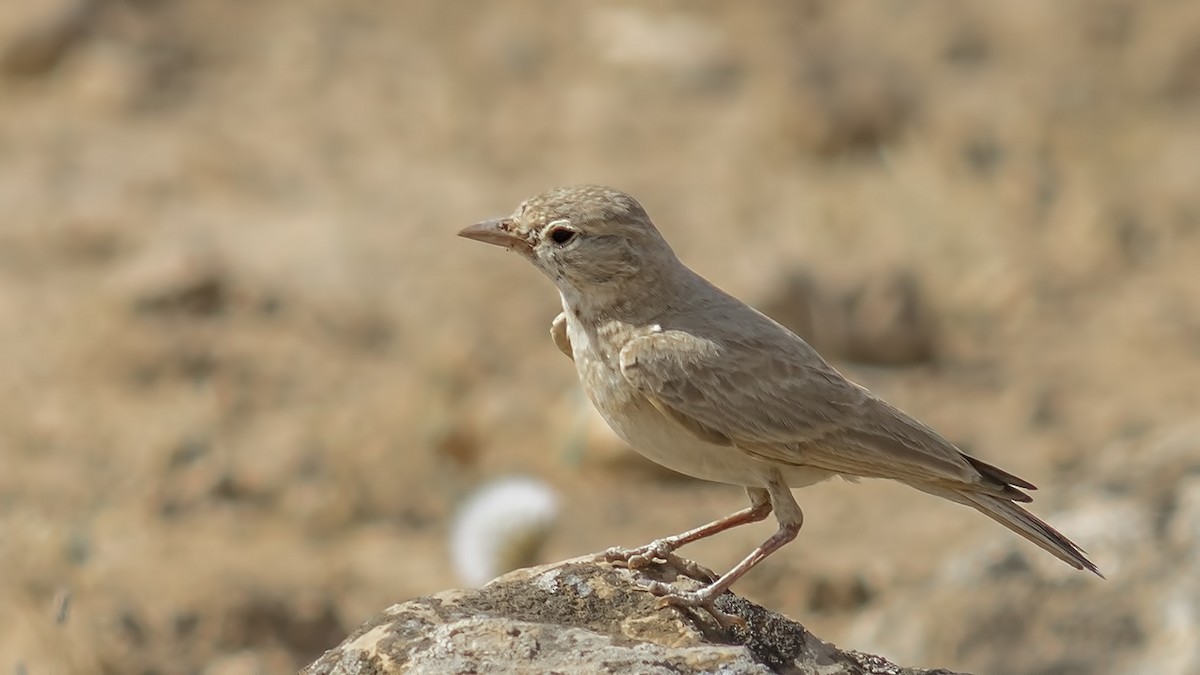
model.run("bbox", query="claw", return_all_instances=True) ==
[659,552,719,583]
[601,541,717,583]
[602,539,671,568]
[647,582,747,630]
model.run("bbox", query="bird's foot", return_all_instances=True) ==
[600,540,717,583]
[602,539,672,569]
[643,580,747,630]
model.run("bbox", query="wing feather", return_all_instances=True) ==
[619,326,989,488]
[613,295,1090,571]
[551,312,573,360]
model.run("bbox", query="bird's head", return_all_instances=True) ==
[459,185,680,304]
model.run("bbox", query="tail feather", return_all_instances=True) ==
[956,490,1102,577]
[963,453,1038,492]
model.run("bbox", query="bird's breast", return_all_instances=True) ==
[564,313,833,489]
[569,342,769,487]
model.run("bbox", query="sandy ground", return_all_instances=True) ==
[1,1,1198,673]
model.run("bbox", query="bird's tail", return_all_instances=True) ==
[921,486,1101,577]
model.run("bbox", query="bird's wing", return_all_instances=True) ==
[618,327,986,487]
[550,312,573,360]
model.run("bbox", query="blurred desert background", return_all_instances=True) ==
[2,1,1199,673]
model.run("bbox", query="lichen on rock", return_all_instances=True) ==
[303,556,967,675]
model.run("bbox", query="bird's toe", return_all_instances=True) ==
[652,586,747,630]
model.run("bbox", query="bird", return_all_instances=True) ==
[458,185,1100,627]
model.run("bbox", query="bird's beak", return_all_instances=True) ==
[458,218,531,254]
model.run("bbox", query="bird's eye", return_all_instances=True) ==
[548,226,576,245]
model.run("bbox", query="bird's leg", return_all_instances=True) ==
[603,487,772,582]
[646,476,803,629]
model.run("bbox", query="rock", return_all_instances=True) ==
[758,268,937,367]
[117,246,231,318]
[302,557,966,675]
[783,48,917,158]
[449,477,560,587]
[1,0,104,78]
[838,269,937,365]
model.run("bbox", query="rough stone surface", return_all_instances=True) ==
[303,557,966,675]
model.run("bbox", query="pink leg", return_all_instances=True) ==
[646,474,804,629]
[602,487,772,582]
